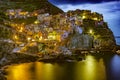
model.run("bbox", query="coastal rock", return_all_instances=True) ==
[60,10,116,50]
[66,34,93,49]
[0,52,39,67]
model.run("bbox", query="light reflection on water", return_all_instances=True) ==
[6,63,33,80]
[75,55,106,80]
[6,55,120,80]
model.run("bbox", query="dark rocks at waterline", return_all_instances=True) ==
[0,42,16,54]
[0,75,7,80]
[0,53,39,67]
[0,41,17,61]
[0,52,40,80]
[0,69,7,80]
[39,57,83,63]
[39,54,84,63]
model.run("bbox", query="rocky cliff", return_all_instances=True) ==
[61,10,116,50]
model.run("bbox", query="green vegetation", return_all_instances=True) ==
[11,17,37,24]
[0,26,13,39]
[0,0,63,14]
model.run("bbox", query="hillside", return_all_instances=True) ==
[0,0,116,56]
[0,0,63,14]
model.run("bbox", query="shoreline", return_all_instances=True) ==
[0,49,120,67]
[0,50,119,68]
[0,51,120,80]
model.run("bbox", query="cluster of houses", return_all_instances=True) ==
[6,9,29,19]
[4,9,105,48]
[6,9,45,19]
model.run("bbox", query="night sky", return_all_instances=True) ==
[49,0,120,4]
[48,0,120,43]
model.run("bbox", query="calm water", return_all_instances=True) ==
[5,54,120,80]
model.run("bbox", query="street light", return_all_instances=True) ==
[19,27,23,32]
[13,35,19,42]
[82,15,86,19]
[14,35,18,40]
[27,37,31,41]
[89,29,93,34]
[34,20,39,24]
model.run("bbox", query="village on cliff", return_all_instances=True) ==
[0,0,119,66]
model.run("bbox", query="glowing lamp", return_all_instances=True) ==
[27,37,31,41]
[89,29,93,34]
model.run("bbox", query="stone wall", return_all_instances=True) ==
[67,34,93,49]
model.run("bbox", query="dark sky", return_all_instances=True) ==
[48,0,120,4]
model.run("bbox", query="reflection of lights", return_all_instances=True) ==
[86,55,95,67]
[35,62,55,80]
[86,55,94,61]
[7,63,32,80]
[44,63,54,80]
[84,55,96,80]
[35,62,43,80]
[74,55,96,80]
[84,55,106,80]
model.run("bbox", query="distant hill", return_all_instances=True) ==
[0,0,63,14]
